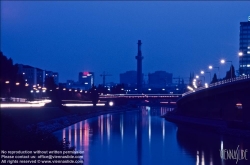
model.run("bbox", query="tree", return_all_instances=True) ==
[0,52,26,99]
[89,85,99,106]
[110,84,126,94]
[97,84,109,94]
[211,73,218,84]
[224,65,236,79]
[44,76,60,105]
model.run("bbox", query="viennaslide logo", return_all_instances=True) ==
[220,145,248,164]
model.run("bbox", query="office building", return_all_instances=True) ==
[148,71,173,88]
[239,16,250,75]
[78,71,94,90]
[120,71,137,87]
[45,71,59,85]
[18,64,59,87]
[17,64,44,87]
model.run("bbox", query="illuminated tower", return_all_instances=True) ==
[135,40,143,93]
[239,16,250,75]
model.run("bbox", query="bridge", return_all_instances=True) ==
[176,75,250,122]
[182,75,250,97]
[99,94,182,106]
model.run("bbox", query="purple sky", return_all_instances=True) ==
[1,1,250,85]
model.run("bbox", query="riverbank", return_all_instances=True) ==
[164,112,250,138]
[1,105,139,134]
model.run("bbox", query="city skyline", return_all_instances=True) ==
[1,1,250,84]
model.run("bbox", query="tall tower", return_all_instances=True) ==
[135,40,143,93]
[239,16,250,75]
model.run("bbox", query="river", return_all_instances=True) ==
[54,106,250,165]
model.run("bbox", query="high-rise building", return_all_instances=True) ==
[239,16,250,75]
[45,71,59,85]
[18,64,59,87]
[78,71,94,90]
[148,71,173,88]
[120,71,137,87]
[17,64,44,87]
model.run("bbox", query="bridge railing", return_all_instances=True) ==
[182,75,250,97]
[99,93,182,99]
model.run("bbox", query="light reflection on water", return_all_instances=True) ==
[54,106,250,165]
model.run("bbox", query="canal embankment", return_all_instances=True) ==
[164,112,250,138]
[1,105,139,134]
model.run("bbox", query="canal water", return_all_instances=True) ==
[54,106,250,165]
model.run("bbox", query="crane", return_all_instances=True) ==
[100,72,112,86]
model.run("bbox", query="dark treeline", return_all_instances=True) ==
[0,52,31,100]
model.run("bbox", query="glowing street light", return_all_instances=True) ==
[220,59,233,79]
[109,101,114,106]
[209,65,220,79]
[220,59,225,64]
[238,52,243,56]
[196,75,199,79]
[187,86,194,91]
[205,83,208,88]
[201,70,204,74]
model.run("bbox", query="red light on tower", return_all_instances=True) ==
[84,72,89,76]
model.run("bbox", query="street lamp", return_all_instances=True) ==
[16,82,20,102]
[238,52,243,75]
[221,59,233,79]
[209,65,220,79]
[201,70,211,83]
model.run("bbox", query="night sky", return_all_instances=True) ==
[1,1,250,85]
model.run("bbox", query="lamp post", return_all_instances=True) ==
[221,59,233,79]
[238,52,243,75]
[201,70,211,83]
[208,65,220,80]
[5,81,10,100]
[16,82,20,102]
[200,75,205,85]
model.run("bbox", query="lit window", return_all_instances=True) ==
[247,51,250,54]
[247,64,250,67]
